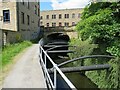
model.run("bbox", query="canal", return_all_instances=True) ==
[50,57,100,89]
[41,32,100,89]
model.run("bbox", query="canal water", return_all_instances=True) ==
[50,57,100,90]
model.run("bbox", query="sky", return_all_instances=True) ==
[40,0,91,11]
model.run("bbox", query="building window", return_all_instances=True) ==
[3,10,10,22]
[46,15,49,19]
[52,14,56,19]
[78,13,81,18]
[27,0,30,9]
[47,23,49,27]
[21,12,24,24]
[40,16,43,20]
[59,14,62,19]
[38,19,40,27]
[59,22,62,26]
[72,13,75,18]
[38,8,40,16]
[35,5,37,15]
[21,0,24,5]
[64,22,69,26]
[65,14,69,18]
[52,22,56,27]
[27,15,30,25]
[72,22,75,26]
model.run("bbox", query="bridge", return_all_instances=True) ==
[41,26,78,39]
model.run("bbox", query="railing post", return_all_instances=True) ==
[41,48,42,60]
[54,64,57,89]
[44,54,46,68]
[39,46,41,63]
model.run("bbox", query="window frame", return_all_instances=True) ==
[65,14,69,18]
[64,22,69,26]
[35,5,37,15]
[46,23,49,27]
[46,15,49,19]
[52,22,56,27]
[72,22,75,26]
[3,10,10,22]
[59,22,62,26]
[21,12,25,24]
[52,14,56,19]
[27,15,30,25]
[59,14,62,19]
[72,13,75,18]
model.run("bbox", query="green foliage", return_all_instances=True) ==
[81,2,112,19]
[69,38,98,67]
[77,8,120,42]
[71,1,120,89]
[2,41,32,67]
[69,38,98,57]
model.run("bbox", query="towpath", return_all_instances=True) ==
[2,44,47,88]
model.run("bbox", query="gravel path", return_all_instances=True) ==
[2,44,47,88]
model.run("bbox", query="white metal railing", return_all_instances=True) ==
[39,45,76,90]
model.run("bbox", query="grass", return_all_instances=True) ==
[1,41,32,68]
[0,41,32,86]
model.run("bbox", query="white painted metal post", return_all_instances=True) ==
[54,64,57,89]
[44,54,47,81]
[41,48,42,60]
[44,54,46,67]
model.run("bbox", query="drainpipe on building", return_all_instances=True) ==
[16,2,20,32]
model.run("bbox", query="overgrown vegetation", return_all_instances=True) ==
[69,1,120,89]
[1,41,32,68]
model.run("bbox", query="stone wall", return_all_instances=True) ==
[43,26,78,39]
[1,2,40,45]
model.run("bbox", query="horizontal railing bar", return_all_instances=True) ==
[48,64,111,74]
[47,42,68,45]
[47,50,74,53]
[44,45,76,47]
[58,55,114,67]
[46,45,76,51]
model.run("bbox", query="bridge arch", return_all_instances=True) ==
[43,27,78,39]
[46,32,70,42]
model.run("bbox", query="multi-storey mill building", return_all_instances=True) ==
[0,0,40,45]
[40,8,83,27]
